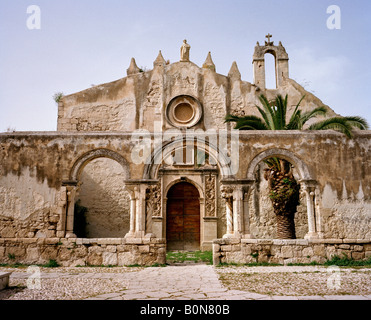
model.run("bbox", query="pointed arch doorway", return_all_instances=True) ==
[166,182,200,251]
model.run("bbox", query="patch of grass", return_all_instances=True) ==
[217,261,281,267]
[0,262,27,268]
[166,250,213,264]
[287,261,321,266]
[7,253,16,260]
[42,259,60,268]
[324,254,371,267]
[126,264,142,268]
[150,263,167,267]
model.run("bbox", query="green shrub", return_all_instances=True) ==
[43,259,59,268]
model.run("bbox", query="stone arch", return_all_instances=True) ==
[69,148,130,181]
[252,41,289,88]
[264,51,277,89]
[164,177,204,201]
[246,148,320,239]
[246,148,314,181]
[63,149,131,238]
[143,136,233,179]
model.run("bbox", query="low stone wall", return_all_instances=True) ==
[0,238,166,267]
[213,238,371,265]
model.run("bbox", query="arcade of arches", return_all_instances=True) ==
[1,37,370,266]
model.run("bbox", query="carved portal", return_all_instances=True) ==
[205,175,217,217]
[146,181,162,217]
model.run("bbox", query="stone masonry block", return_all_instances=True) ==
[221,245,232,252]
[281,246,293,258]
[353,245,363,252]
[313,245,326,257]
[102,252,118,265]
[351,252,364,260]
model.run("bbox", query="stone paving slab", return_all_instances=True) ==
[1,265,370,300]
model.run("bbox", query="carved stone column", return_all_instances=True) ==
[65,185,78,238]
[135,185,146,238]
[124,187,137,238]
[145,180,161,238]
[233,186,244,237]
[221,185,234,238]
[301,180,319,240]
[56,186,67,238]
[242,184,254,239]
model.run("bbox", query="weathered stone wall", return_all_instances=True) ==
[0,168,64,239]
[57,60,336,133]
[213,238,371,265]
[0,237,166,267]
[77,158,131,238]
[0,131,370,242]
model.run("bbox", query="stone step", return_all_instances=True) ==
[0,272,12,290]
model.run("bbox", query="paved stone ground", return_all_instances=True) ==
[1,264,370,300]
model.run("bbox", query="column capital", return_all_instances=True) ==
[299,179,317,188]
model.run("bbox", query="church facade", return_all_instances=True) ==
[0,37,370,266]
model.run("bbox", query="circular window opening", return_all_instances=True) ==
[166,95,203,128]
[173,103,195,123]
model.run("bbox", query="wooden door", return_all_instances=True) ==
[166,182,200,251]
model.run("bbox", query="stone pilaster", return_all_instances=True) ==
[300,180,320,240]
[65,185,78,238]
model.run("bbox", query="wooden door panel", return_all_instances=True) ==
[166,182,200,251]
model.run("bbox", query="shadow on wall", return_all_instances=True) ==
[75,158,130,238]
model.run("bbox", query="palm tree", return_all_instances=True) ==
[226,94,369,239]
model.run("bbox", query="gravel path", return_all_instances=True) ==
[1,265,370,300]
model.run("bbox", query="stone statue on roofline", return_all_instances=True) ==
[180,39,191,62]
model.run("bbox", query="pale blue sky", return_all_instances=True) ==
[0,0,370,131]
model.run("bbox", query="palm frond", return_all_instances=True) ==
[264,157,281,171]
[308,117,353,138]
[341,116,369,130]
[234,118,268,130]
[255,105,272,129]
[275,94,287,130]
[286,95,305,130]
[225,114,242,123]
[258,94,276,129]
[300,106,328,126]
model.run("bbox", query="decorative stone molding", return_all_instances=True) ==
[204,174,216,217]
[146,181,162,217]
